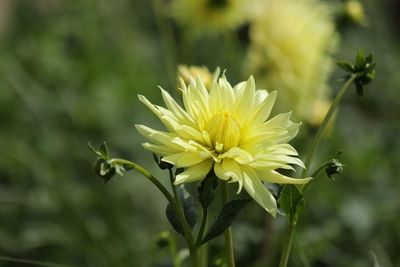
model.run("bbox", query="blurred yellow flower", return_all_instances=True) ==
[171,0,247,34]
[136,75,311,216]
[177,65,220,90]
[247,0,337,125]
[344,0,367,25]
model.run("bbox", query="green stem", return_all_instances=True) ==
[278,74,357,267]
[168,236,181,267]
[168,169,199,267]
[301,74,357,178]
[221,182,235,267]
[195,205,208,247]
[278,222,296,267]
[110,159,198,266]
[310,161,331,178]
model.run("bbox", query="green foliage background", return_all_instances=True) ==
[0,0,399,266]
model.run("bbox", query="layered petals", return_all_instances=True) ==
[136,74,311,216]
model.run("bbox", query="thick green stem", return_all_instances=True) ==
[221,182,235,267]
[195,205,208,247]
[278,222,296,267]
[168,170,199,267]
[301,74,357,178]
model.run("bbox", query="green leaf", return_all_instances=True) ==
[355,50,365,69]
[165,189,198,235]
[99,142,108,158]
[198,173,218,209]
[201,198,250,244]
[278,185,305,225]
[336,61,354,72]
[88,141,102,157]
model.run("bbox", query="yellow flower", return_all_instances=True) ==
[344,0,367,25]
[247,0,337,125]
[136,75,311,216]
[171,0,247,34]
[177,65,220,91]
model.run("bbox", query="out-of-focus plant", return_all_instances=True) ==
[246,0,338,126]
[277,51,375,267]
[177,65,220,90]
[170,0,248,36]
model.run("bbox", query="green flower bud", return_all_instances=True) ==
[337,51,376,97]
[326,158,344,179]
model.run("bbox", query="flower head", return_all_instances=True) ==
[171,0,247,35]
[136,75,311,216]
[247,0,337,125]
[177,65,220,91]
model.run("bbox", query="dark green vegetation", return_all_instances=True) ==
[0,0,399,266]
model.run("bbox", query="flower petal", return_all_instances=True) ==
[162,151,210,168]
[242,169,277,217]
[235,76,256,122]
[174,160,213,184]
[258,170,312,184]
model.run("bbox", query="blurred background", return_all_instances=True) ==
[0,0,399,266]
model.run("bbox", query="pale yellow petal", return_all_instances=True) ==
[174,160,213,184]
[209,78,236,114]
[242,169,277,217]
[251,90,277,125]
[219,147,254,164]
[135,124,177,145]
[160,87,195,126]
[258,170,312,184]
[162,151,210,168]
[214,159,244,193]
[142,143,179,156]
[235,76,256,122]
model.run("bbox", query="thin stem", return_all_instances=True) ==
[168,169,199,267]
[278,222,296,267]
[195,205,208,247]
[279,74,357,267]
[109,159,174,204]
[310,161,330,178]
[168,236,181,267]
[221,182,235,267]
[301,74,357,178]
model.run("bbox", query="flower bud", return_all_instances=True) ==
[326,158,344,179]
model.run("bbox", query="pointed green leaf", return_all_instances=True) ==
[278,185,305,224]
[198,174,218,209]
[99,142,108,158]
[166,189,198,235]
[355,50,365,69]
[336,61,354,73]
[201,198,250,244]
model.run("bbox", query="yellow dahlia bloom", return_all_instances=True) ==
[247,0,337,125]
[135,76,311,216]
[171,0,247,34]
[177,65,220,91]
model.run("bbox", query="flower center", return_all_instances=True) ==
[207,112,241,153]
